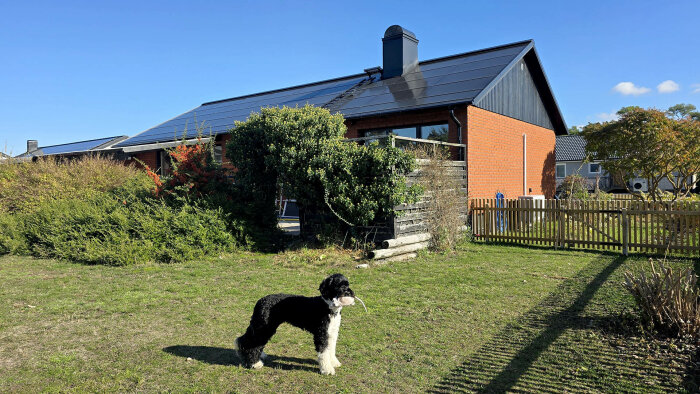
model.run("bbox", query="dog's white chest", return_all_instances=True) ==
[328,313,341,339]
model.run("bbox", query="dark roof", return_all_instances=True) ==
[115,39,566,149]
[556,135,588,161]
[17,136,128,158]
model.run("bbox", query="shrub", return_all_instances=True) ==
[144,138,229,199]
[226,105,420,230]
[559,174,590,200]
[0,155,149,213]
[19,191,241,265]
[623,259,700,339]
[411,146,467,251]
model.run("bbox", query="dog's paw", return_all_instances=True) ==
[251,361,264,369]
[331,357,341,368]
[320,367,336,376]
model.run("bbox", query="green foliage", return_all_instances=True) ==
[567,125,582,135]
[0,153,260,265]
[559,174,590,200]
[8,190,242,265]
[0,155,150,213]
[226,105,420,229]
[666,103,697,120]
[582,107,700,201]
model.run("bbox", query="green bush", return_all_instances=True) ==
[227,105,420,228]
[0,155,150,213]
[16,191,241,265]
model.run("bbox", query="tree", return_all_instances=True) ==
[567,125,582,135]
[582,108,677,201]
[617,106,643,116]
[666,103,697,120]
[583,107,700,200]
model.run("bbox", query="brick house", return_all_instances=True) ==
[30,25,568,200]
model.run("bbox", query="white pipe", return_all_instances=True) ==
[523,134,527,195]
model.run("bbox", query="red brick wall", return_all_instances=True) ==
[126,150,158,170]
[466,106,556,199]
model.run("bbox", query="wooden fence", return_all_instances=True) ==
[470,199,700,256]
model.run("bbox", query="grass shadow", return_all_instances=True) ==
[429,255,628,393]
[162,345,318,372]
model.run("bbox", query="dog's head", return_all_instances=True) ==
[319,274,355,306]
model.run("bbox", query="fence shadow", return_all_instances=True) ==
[429,255,627,393]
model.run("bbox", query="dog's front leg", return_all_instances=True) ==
[329,314,342,368]
[314,332,335,375]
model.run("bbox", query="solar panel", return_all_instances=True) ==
[28,136,123,157]
[116,41,531,148]
[114,76,367,148]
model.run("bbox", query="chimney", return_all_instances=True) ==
[27,140,38,153]
[382,25,419,79]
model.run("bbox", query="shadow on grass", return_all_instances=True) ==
[163,345,318,372]
[430,255,630,393]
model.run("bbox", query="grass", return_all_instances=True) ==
[0,244,697,392]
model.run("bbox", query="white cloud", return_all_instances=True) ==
[692,84,700,94]
[657,80,679,93]
[612,82,651,96]
[596,112,619,122]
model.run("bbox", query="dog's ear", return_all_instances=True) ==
[319,276,332,299]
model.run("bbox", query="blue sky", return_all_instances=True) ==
[1,0,698,154]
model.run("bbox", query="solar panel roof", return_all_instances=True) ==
[116,40,559,149]
[20,136,125,157]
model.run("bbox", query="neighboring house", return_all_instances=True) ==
[0,152,10,162]
[555,134,694,193]
[15,136,128,160]
[555,135,615,191]
[21,25,568,199]
[113,25,566,199]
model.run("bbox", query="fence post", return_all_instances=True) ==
[557,201,565,249]
[622,208,629,256]
[484,203,490,242]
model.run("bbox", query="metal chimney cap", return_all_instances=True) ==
[383,25,418,42]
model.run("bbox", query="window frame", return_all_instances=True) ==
[556,163,566,179]
[588,162,601,174]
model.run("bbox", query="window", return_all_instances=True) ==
[423,124,449,142]
[214,145,223,164]
[363,123,449,142]
[589,163,601,174]
[556,163,566,178]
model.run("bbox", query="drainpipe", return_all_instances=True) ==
[449,108,463,161]
[523,134,527,195]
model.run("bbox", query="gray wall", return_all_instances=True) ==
[475,58,554,130]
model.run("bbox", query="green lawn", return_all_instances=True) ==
[0,244,697,392]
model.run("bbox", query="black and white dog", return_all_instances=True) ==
[234,274,355,375]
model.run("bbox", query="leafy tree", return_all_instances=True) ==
[582,107,700,200]
[617,106,643,116]
[226,105,420,231]
[567,125,582,135]
[666,103,697,120]
[582,108,677,201]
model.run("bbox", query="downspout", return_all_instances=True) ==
[449,108,463,161]
[523,133,527,195]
